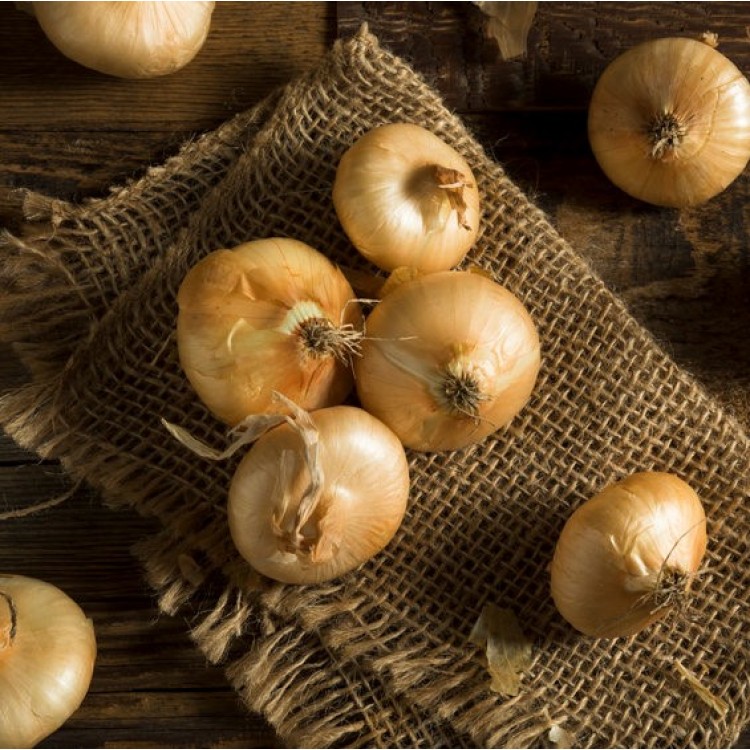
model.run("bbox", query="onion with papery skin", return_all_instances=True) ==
[177,238,362,426]
[0,574,96,748]
[333,123,481,273]
[30,1,215,79]
[355,270,541,452]
[550,471,707,639]
[228,403,410,585]
[588,36,750,207]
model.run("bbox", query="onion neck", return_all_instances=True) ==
[280,301,362,363]
[647,111,687,160]
[269,403,341,564]
[0,591,17,654]
[411,164,473,232]
[274,491,342,565]
[437,351,488,418]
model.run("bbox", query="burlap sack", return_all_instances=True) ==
[1,26,748,748]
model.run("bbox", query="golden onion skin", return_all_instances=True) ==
[333,123,481,273]
[228,406,410,585]
[32,1,215,79]
[177,238,360,426]
[550,472,707,639]
[0,575,97,748]
[354,271,541,452]
[588,37,750,207]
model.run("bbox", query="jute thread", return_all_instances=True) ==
[0,26,748,748]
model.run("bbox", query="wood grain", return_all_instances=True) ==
[0,3,334,130]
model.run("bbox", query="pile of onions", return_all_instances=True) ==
[355,270,541,452]
[550,471,707,639]
[588,36,750,207]
[0,574,97,747]
[333,123,481,273]
[228,400,410,584]
[177,238,362,426]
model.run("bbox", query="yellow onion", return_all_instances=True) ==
[588,36,750,207]
[177,238,362,426]
[354,270,541,451]
[550,471,707,639]
[30,1,215,79]
[228,402,410,584]
[0,574,97,748]
[332,123,481,273]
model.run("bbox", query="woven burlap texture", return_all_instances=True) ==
[1,26,748,749]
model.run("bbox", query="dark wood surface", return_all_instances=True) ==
[1,2,749,747]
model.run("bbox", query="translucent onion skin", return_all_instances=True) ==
[0,574,97,748]
[355,270,541,452]
[228,406,410,585]
[332,123,481,273]
[177,238,361,426]
[32,2,215,79]
[588,37,750,208]
[550,472,707,639]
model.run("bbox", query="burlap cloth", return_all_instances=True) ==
[1,26,748,749]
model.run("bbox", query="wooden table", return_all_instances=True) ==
[1,2,748,747]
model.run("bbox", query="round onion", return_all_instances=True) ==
[588,36,750,207]
[0,574,97,747]
[333,123,481,273]
[354,270,541,451]
[550,471,707,638]
[177,238,361,426]
[228,405,410,584]
[32,1,215,79]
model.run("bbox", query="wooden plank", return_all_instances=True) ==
[337,2,750,112]
[0,2,335,131]
[0,131,184,213]
[37,692,281,749]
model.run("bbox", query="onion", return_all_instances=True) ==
[550,471,707,639]
[354,270,541,451]
[0,574,97,747]
[588,36,750,207]
[30,1,215,79]
[228,402,410,584]
[333,123,481,273]
[176,238,362,426]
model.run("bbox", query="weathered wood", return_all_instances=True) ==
[0,131,184,215]
[38,691,283,749]
[0,3,334,130]
[338,2,750,112]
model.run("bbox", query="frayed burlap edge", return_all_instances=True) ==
[0,94,281,383]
